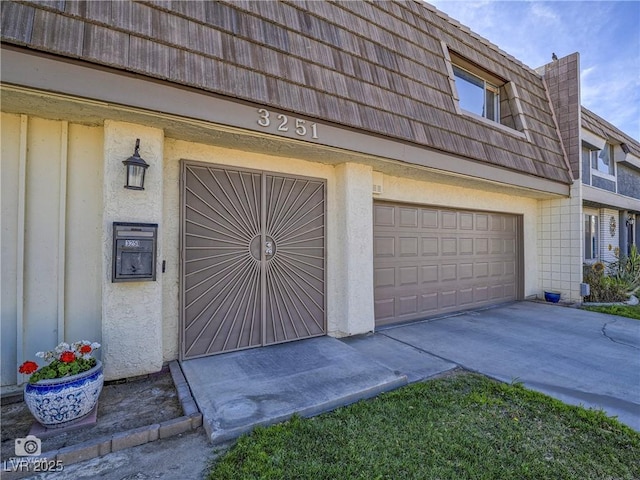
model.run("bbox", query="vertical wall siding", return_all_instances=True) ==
[1,113,22,385]
[23,117,63,372]
[65,124,104,343]
[0,114,103,386]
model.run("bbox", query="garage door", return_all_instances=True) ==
[373,202,521,326]
[181,162,326,359]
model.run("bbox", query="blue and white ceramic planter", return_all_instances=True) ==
[24,361,103,428]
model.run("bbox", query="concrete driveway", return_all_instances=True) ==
[46,301,638,480]
[185,300,639,444]
[344,301,640,431]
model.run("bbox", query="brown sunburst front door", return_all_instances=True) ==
[181,162,326,359]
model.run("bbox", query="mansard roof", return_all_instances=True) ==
[1,0,571,184]
[582,107,640,158]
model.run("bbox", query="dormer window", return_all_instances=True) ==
[442,46,529,138]
[585,143,614,176]
[452,65,500,122]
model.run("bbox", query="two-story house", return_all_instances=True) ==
[580,108,639,263]
[538,54,640,270]
[0,1,634,388]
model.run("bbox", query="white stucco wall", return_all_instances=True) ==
[102,121,164,380]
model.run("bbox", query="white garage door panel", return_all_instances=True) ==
[374,202,521,326]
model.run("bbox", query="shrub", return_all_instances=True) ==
[583,262,629,303]
[608,245,640,295]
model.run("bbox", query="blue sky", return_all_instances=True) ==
[428,1,640,141]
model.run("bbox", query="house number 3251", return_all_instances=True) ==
[257,109,319,139]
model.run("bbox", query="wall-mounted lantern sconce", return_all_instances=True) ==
[627,215,635,227]
[123,139,149,190]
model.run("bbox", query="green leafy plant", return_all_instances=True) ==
[18,340,101,384]
[608,245,640,295]
[583,262,629,303]
[584,246,640,303]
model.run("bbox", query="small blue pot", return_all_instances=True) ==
[544,291,561,303]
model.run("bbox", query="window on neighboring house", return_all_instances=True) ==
[453,65,500,122]
[584,214,599,260]
[585,143,614,176]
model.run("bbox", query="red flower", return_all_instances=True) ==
[60,351,76,363]
[79,345,92,355]
[19,361,38,374]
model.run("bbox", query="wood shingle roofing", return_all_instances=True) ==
[1,0,571,184]
[582,107,640,158]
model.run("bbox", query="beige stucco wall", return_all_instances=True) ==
[375,173,540,299]
[1,113,103,386]
[101,121,164,380]
[333,163,375,336]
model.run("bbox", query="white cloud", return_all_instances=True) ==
[530,3,560,24]
[580,66,597,81]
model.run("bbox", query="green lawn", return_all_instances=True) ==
[209,373,639,480]
[583,304,640,320]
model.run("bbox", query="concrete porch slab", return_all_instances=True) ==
[339,332,457,383]
[180,336,408,444]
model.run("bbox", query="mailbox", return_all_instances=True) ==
[112,222,158,282]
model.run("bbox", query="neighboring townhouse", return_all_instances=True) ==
[537,54,640,270]
[0,0,612,387]
[580,108,640,263]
